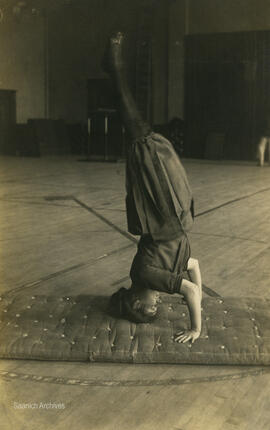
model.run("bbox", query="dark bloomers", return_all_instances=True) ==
[130,232,191,295]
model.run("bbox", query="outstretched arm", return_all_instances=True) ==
[187,258,202,301]
[174,279,201,344]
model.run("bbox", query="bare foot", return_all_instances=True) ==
[102,32,124,75]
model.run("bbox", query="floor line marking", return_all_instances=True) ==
[2,243,134,299]
[190,231,267,244]
[0,368,269,387]
[111,275,131,286]
[73,197,137,244]
[195,186,270,218]
[0,196,79,208]
[202,284,221,297]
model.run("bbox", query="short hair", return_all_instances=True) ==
[108,287,157,324]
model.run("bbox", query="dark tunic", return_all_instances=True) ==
[126,132,194,241]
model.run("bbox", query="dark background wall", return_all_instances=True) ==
[188,0,270,35]
[168,0,186,119]
[151,0,169,124]
[0,4,45,123]
[168,0,270,121]
[47,0,141,123]
[1,0,270,126]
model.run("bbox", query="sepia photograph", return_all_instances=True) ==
[0,0,270,429]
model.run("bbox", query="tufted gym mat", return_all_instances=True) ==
[0,293,269,365]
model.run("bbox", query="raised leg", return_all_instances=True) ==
[103,32,151,141]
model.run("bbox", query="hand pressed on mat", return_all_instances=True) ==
[175,274,202,344]
[174,329,201,344]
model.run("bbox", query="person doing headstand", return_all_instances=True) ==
[106,32,202,344]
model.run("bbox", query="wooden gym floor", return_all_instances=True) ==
[0,155,270,430]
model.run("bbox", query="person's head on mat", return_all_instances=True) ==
[109,285,161,323]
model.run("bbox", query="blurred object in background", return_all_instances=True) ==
[153,117,185,156]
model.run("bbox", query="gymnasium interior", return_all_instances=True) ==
[1,0,270,429]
